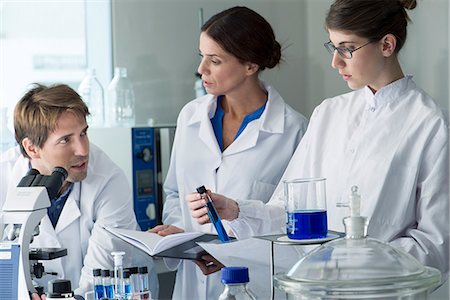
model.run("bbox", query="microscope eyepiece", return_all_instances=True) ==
[52,167,68,181]
[17,167,68,200]
[45,167,68,199]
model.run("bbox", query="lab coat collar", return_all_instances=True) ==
[187,95,222,156]
[186,82,287,156]
[364,75,414,109]
[187,82,286,131]
[187,94,217,125]
[259,83,285,134]
[54,182,81,233]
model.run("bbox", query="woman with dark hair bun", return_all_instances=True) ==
[149,6,307,299]
[189,0,449,287]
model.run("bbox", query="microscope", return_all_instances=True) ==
[0,167,68,299]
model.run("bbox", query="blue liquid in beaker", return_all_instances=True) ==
[287,210,328,239]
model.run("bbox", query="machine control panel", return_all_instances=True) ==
[131,128,160,230]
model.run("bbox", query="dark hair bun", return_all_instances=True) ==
[266,41,282,69]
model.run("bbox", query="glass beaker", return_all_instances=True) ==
[284,178,327,239]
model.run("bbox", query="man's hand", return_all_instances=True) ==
[193,254,224,275]
[186,190,239,225]
[148,224,184,236]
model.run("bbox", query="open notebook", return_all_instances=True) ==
[104,226,225,260]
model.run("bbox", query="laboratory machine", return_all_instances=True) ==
[88,125,175,230]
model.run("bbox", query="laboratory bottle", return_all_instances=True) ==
[111,251,125,297]
[106,67,136,127]
[92,268,105,300]
[0,107,16,153]
[218,267,256,300]
[77,69,105,127]
[101,269,114,299]
[138,266,149,293]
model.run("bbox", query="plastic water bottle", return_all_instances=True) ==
[218,267,256,300]
[77,69,105,127]
[107,67,136,127]
[0,107,16,153]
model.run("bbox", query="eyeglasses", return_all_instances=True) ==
[324,41,373,59]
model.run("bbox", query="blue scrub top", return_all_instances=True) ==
[210,95,267,151]
[48,182,74,228]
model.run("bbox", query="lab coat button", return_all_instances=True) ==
[369,107,376,112]
[350,148,355,154]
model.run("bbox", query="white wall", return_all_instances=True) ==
[112,0,449,123]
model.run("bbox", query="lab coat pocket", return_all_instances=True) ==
[366,161,418,241]
[249,181,277,203]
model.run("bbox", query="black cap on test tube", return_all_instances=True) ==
[196,186,207,194]
[138,266,148,274]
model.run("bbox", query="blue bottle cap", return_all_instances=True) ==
[221,267,249,284]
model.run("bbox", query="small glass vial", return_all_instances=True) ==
[139,266,152,299]
[218,267,256,300]
[101,269,114,299]
[123,269,132,298]
[92,268,104,300]
[126,267,139,294]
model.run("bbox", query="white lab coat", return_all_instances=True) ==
[163,82,308,300]
[230,76,449,278]
[0,144,159,297]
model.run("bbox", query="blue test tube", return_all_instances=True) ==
[93,268,104,300]
[196,186,230,242]
[101,269,114,299]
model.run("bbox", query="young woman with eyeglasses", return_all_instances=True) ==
[188,0,449,281]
